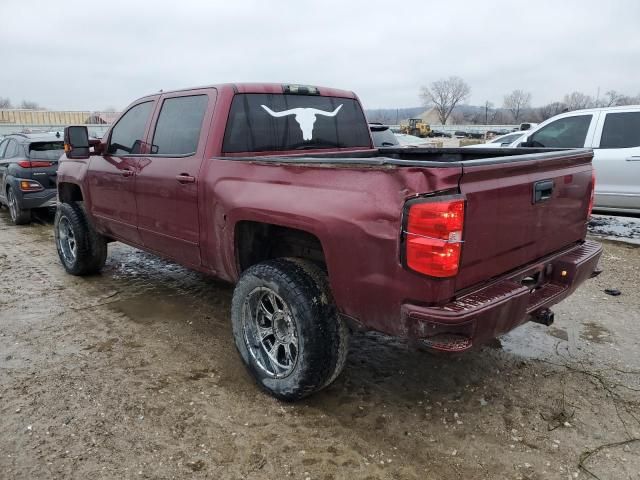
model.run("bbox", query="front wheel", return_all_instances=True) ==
[231,258,349,401]
[54,202,107,275]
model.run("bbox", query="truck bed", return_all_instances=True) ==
[218,147,586,167]
[208,146,594,333]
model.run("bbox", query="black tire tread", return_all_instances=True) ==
[7,187,31,225]
[231,257,349,401]
[285,258,350,389]
[55,202,107,276]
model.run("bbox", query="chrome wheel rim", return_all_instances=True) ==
[57,216,77,264]
[8,189,18,222]
[242,287,298,378]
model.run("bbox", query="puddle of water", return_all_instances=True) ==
[500,322,570,360]
[589,214,640,244]
[110,295,197,325]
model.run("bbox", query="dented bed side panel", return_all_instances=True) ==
[200,159,463,336]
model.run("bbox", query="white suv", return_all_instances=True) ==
[512,106,640,214]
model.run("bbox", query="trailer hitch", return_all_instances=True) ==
[532,308,555,326]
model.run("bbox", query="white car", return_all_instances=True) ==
[464,131,527,148]
[511,105,640,214]
[395,133,433,147]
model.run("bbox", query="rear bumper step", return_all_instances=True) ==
[403,240,602,352]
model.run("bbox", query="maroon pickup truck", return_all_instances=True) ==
[56,83,602,400]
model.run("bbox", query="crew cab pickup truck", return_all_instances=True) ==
[57,83,602,400]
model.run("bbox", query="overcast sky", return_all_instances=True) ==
[1,0,639,111]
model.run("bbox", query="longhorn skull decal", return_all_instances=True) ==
[260,104,343,140]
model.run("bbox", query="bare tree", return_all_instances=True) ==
[535,102,568,121]
[503,90,532,123]
[420,76,471,125]
[599,90,622,107]
[0,97,12,108]
[563,92,594,111]
[20,100,41,110]
[449,110,467,124]
[614,93,640,106]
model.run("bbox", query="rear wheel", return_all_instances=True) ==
[7,186,31,225]
[54,202,107,275]
[231,258,349,401]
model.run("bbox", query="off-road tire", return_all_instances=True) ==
[231,258,349,401]
[54,202,108,276]
[7,186,31,225]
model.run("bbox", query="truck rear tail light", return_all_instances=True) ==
[588,171,595,218]
[404,198,465,277]
[19,180,44,192]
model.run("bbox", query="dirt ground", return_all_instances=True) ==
[1,208,639,480]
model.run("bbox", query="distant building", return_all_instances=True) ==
[0,109,120,126]
[0,109,121,137]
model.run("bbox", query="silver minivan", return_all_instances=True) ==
[512,106,640,214]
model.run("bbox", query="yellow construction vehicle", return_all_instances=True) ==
[400,118,431,137]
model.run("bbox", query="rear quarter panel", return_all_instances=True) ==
[202,158,463,335]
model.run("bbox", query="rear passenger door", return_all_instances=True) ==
[134,90,213,267]
[591,109,640,211]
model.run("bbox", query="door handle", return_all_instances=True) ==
[533,179,554,203]
[625,156,640,162]
[121,168,135,177]
[176,174,196,184]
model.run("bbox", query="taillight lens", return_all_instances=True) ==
[17,161,53,168]
[587,171,596,218]
[405,198,465,277]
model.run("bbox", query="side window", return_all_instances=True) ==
[4,140,19,158]
[151,95,208,155]
[0,139,8,158]
[600,112,640,149]
[107,101,154,155]
[529,115,592,148]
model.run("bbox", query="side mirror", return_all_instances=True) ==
[64,126,90,159]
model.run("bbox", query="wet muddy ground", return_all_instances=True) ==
[589,214,640,245]
[1,208,639,480]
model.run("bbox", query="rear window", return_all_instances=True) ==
[28,142,64,160]
[222,94,371,153]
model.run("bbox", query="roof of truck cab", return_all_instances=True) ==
[138,83,359,100]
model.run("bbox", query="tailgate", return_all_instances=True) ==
[456,151,593,291]
[28,141,63,189]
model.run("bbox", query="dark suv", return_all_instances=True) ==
[0,133,64,224]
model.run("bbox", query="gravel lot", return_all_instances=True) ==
[1,207,639,480]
